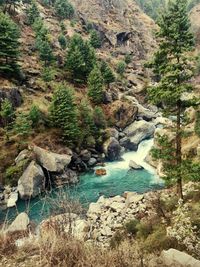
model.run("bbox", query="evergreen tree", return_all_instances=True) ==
[147,0,196,199]
[54,0,74,20]
[100,61,115,88]
[26,1,40,25]
[28,105,41,127]
[65,34,96,82]
[58,34,67,49]
[38,40,54,66]
[14,113,32,137]
[79,99,96,147]
[89,30,101,49]
[117,61,126,77]
[0,12,20,74]
[50,84,80,146]
[93,106,106,129]
[88,65,104,104]
[0,99,14,128]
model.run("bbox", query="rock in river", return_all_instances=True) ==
[103,137,122,161]
[17,161,46,199]
[129,160,143,170]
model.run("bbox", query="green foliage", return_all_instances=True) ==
[93,106,106,130]
[79,99,96,147]
[60,21,66,32]
[195,110,200,137]
[50,84,80,147]
[0,12,20,75]
[5,159,29,186]
[88,65,104,104]
[26,1,40,25]
[89,30,101,49]
[65,34,96,82]
[116,61,126,77]
[124,53,132,64]
[58,34,67,49]
[37,40,54,66]
[0,99,14,127]
[14,113,32,137]
[54,0,74,20]
[41,66,56,82]
[124,219,139,236]
[110,230,124,249]
[100,61,115,87]
[28,105,41,127]
[196,54,200,75]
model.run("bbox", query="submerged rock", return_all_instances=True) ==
[17,161,45,199]
[95,169,107,176]
[33,146,72,172]
[7,212,30,233]
[129,160,143,170]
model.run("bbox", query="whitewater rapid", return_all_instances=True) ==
[96,139,162,184]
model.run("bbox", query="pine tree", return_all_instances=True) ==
[27,1,40,25]
[0,12,20,74]
[147,0,196,199]
[89,30,101,49]
[65,34,96,82]
[88,65,104,104]
[117,61,126,77]
[0,98,14,128]
[79,99,96,147]
[38,40,54,66]
[100,61,115,88]
[50,84,80,147]
[14,113,32,137]
[54,0,74,20]
[58,34,67,49]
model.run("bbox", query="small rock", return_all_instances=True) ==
[7,192,18,208]
[7,212,30,232]
[95,169,107,176]
[88,158,97,167]
[129,160,143,170]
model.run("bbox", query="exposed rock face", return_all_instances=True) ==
[124,120,155,147]
[103,137,122,161]
[108,100,138,129]
[161,249,200,267]
[73,0,157,59]
[7,212,30,233]
[190,4,200,48]
[33,146,72,172]
[0,87,22,108]
[129,160,143,170]
[17,161,45,199]
[52,169,78,186]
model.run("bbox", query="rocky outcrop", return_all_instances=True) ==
[7,192,18,208]
[108,100,138,129]
[129,160,143,170]
[0,87,22,108]
[7,212,30,233]
[52,169,78,186]
[103,137,122,161]
[124,120,155,147]
[33,146,72,172]
[17,161,45,199]
[161,249,200,267]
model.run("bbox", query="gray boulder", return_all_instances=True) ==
[129,160,143,170]
[124,120,155,147]
[119,136,138,151]
[53,169,78,186]
[33,146,72,172]
[103,137,122,161]
[7,212,30,233]
[88,158,97,167]
[17,161,45,199]
[161,249,200,267]
[15,149,30,164]
[7,192,18,208]
[80,150,91,162]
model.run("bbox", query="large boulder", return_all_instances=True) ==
[0,87,22,108]
[119,136,138,151]
[7,192,18,208]
[7,212,30,233]
[52,169,78,186]
[124,120,155,147]
[161,249,200,267]
[107,100,138,129]
[103,137,122,161]
[33,146,72,172]
[17,161,46,199]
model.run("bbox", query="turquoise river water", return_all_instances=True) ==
[1,139,164,224]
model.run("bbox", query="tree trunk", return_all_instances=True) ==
[176,100,183,199]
